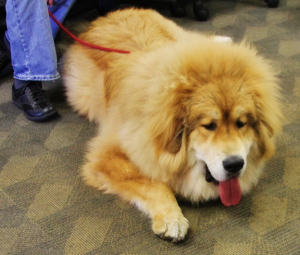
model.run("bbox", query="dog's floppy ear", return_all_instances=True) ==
[154,114,185,154]
[148,82,195,155]
[253,87,283,159]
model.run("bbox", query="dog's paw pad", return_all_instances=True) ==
[152,213,189,242]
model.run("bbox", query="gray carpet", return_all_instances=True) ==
[1,0,300,254]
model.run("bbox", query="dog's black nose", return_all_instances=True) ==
[223,156,244,174]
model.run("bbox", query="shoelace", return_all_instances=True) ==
[25,83,48,105]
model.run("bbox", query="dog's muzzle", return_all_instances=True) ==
[205,156,244,184]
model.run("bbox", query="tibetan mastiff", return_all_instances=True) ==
[63,8,282,242]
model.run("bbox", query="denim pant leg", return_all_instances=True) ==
[5,0,76,81]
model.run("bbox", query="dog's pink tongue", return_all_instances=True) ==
[219,177,241,206]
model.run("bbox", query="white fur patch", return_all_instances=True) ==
[193,139,252,182]
[214,36,233,43]
[177,160,219,202]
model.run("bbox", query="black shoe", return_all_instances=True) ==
[12,81,58,122]
[0,33,13,78]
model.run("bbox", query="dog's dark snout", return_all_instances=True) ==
[223,156,244,174]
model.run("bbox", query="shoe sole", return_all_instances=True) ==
[13,99,58,122]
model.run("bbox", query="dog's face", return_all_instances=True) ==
[151,73,280,188]
[187,80,257,182]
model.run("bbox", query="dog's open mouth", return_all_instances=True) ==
[204,164,242,206]
[205,165,219,184]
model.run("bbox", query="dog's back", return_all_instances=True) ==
[63,8,188,122]
[81,8,187,56]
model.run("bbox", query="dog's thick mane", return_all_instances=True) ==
[102,38,282,162]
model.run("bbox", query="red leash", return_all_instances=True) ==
[48,10,130,54]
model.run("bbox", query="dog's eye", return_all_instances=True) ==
[202,122,217,131]
[236,120,246,129]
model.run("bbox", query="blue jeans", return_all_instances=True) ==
[5,0,76,81]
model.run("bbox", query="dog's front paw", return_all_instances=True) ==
[152,212,189,242]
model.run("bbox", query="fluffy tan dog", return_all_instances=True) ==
[63,8,282,242]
